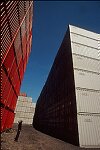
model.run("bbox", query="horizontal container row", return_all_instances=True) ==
[70,32,98,49]
[72,54,100,73]
[74,69,100,90]
[18,96,32,102]
[14,117,33,124]
[71,42,98,60]
[75,89,100,113]
[77,114,100,148]
[16,101,34,107]
[69,25,98,40]
[15,112,34,118]
[15,106,35,113]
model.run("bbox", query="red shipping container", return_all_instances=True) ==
[7,2,19,40]
[4,111,15,130]
[10,92,17,111]
[1,108,8,132]
[23,54,27,72]
[26,37,30,60]
[15,80,21,95]
[22,34,27,59]
[19,93,27,97]
[9,59,17,80]
[26,12,30,42]
[11,69,20,89]
[5,87,15,108]
[3,46,15,74]
[1,1,33,132]
[14,30,22,66]
[18,58,24,82]
[2,78,12,105]
[18,1,25,24]
[1,67,8,93]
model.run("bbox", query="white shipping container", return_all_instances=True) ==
[30,107,35,112]
[74,69,100,90]
[69,25,98,40]
[26,102,33,107]
[16,106,21,112]
[20,112,25,118]
[21,106,26,112]
[70,32,98,49]
[77,114,100,148]
[14,96,35,124]
[71,43,98,60]
[75,89,100,113]
[72,54,100,73]
[28,113,34,119]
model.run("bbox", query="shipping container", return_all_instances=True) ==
[74,69,100,90]
[77,114,100,148]
[72,54,100,73]
[4,111,15,130]
[75,89,100,113]
[14,95,35,124]
[69,24,98,40]
[71,42,98,59]
[70,31,98,49]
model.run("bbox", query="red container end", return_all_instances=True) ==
[19,93,27,97]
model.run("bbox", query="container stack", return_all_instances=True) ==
[1,1,33,132]
[33,25,100,148]
[69,25,100,147]
[14,95,36,124]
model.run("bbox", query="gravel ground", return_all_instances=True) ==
[1,124,99,150]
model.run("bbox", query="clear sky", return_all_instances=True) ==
[21,1,100,102]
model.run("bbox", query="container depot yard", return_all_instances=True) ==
[1,1,100,150]
[1,124,99,150]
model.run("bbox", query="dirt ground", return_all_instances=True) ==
[1,124,99,150]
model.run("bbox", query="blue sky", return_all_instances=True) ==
[21,1,100,102]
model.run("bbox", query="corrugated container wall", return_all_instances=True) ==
[33,25,100,148]
[1,1,33,132]
[69,25,100,147]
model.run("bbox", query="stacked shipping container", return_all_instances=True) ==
[33,25,100,148]
[14,95,36,124]
[70,25,100,147]
[1,1,33,132]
